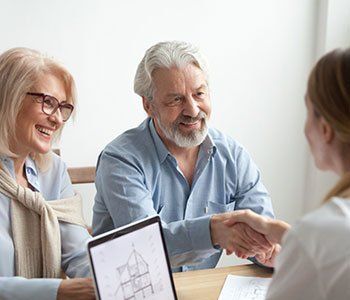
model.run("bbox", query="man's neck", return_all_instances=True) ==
[167,143,200,161]
[172,146,199,187]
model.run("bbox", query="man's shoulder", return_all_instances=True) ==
[100,118,157,165]
[208,127,244,153]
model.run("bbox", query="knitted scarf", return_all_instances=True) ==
[0,165,86,278]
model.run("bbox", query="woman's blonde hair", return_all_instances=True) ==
[307,48,350,201]
[0,47,77,170]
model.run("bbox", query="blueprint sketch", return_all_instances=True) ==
[114,244,156,299]
[90,223,174,300]
[218,275,272,300]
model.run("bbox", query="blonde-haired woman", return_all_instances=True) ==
[228,48,350,299]
[0,48,95,300]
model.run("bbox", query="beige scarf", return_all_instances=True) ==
[0,165,86,278]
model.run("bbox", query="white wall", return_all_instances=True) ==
[1,0,324,266]
[302,0,350,213]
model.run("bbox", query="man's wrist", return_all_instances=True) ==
[210,214,220,246]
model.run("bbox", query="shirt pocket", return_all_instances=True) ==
[207,200,236,214]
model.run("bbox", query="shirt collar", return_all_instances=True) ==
[148,118,217,163]
[201,133,217,158]
[25,156,38,176]
[24,156,40,191]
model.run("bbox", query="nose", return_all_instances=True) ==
[48,108,64,126]
[182,96,200,117]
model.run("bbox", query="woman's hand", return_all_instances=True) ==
[223,209,291,245]
[57,278,95,300]
[255,243,281,267]
[211,213,272,258]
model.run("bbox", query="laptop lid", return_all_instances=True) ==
[87,216,178,300]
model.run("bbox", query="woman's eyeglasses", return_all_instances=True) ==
[27,92,74,122]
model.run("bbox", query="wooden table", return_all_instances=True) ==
[173,264,273,300]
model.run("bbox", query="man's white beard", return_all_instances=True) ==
[154,110,208,148]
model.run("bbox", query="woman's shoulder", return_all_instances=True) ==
[36,152,73,199]
[286,197,350,266]
[49,151,67,170]
[294,197,350,233]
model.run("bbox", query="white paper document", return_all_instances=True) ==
[218,275,272,300]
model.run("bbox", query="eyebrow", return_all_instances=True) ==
[196,84,207,90]
[166,93,182,98]
[165,84,208,98]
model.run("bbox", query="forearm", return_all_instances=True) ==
[267,219,291,244]
[0,277,61,300]
[60,223,91,278]
[162,215,219,267]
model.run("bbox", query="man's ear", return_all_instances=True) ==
[142,97,152,117]
[320,117,334,144]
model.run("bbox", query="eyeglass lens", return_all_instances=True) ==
[42,96,73,121]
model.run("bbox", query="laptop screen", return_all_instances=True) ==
[88,216,177,300]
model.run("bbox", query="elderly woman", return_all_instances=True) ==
[228,48,350,299]
[0,48,95,300]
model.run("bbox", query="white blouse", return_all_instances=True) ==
[266,197,350,300]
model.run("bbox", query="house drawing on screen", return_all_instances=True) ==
[115,244,154,300]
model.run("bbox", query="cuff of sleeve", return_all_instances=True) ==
[40,279,62,300]
[48,279,62,299]
[248,256,274,270]
[0,278,62,300]
[188,215,215,251]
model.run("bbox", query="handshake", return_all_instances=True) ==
[210,210,290,267]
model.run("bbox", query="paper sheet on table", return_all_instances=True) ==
[218,275,272,300]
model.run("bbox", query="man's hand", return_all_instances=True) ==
[57,278,95,300]
[210,213,272,258]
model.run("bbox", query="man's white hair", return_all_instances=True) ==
[134,41,209,100]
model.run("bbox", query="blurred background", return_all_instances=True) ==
[1,0,349,266]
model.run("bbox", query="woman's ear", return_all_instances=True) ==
[320,117,334,144]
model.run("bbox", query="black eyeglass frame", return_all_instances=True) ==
[27,92,74,122]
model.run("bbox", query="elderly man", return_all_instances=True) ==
[93,41,275,271]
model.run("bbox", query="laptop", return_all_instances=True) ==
[87,216,178,300]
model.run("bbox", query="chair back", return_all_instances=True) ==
[53,149,96,184]
[67,167,95,184]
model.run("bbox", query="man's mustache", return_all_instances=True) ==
[175,111,207,125]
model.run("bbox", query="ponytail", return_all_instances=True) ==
[324,173,350,202]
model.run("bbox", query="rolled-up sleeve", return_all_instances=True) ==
[0,277,61,300]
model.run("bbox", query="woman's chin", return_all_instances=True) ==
[31,147,52,156]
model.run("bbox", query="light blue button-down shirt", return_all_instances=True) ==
[0,154,91,300]
[93,118,274,271]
